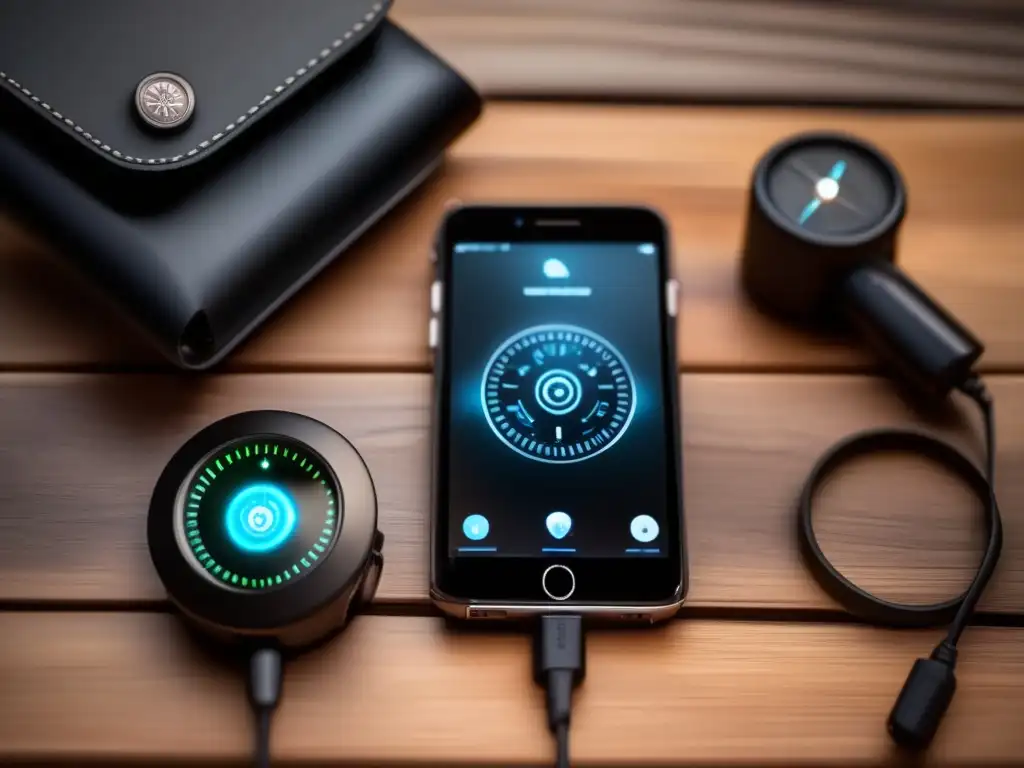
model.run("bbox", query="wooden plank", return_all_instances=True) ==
[1,373,1020,614]
[2,105,1022,372]
[389,0,1024,106]
[1,612,1022,765]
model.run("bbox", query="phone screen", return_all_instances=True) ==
[433,207,684,606]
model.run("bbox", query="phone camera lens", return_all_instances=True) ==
[514,217,524,228]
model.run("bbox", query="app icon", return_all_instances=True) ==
[630,514,659,543]
[462,514,490,541]
[545,511,572,540]
[542,258,570,279]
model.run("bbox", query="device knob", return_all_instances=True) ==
[740,131,906,326]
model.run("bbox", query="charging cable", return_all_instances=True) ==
[248,647,284,768]
[798,375,1002,750]
[534,614,586,768]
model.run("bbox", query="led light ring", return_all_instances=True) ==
[148,410,383,649]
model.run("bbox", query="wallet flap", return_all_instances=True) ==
[0,0,391,171]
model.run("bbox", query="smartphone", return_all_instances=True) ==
[429,205,686,621]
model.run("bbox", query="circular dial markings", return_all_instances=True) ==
[179,437,340,591]
[481,325,637,464]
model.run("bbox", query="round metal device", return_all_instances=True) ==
[740,131,906,324]
[148,411,383,650]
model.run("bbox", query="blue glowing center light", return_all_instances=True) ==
[225,483,298,554]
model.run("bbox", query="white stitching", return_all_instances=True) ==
[0,1,386,166]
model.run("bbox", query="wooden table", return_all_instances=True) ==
[2,4,1024,767]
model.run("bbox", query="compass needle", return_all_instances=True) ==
[798,198,821,225]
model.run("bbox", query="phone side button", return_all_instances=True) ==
[666,279,680,317]
[430,280,443,313]
[428,317,439,350]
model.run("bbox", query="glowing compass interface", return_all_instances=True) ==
[481,324,637,463]
[765,139,895,237]
[179,436,340,590]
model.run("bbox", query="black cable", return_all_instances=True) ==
[533,614,586,768]
[248,647,283,768]
[797,374,1002,751]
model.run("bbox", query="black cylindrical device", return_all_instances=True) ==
[740,131,983,398]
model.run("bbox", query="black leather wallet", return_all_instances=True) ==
[0,0,481,368]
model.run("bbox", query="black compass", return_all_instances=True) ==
[741,132,906,324]
[481,324,637,464]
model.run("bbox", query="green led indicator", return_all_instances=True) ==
[274,445,280,455]
[205,468,216,480]
[194,485,205,494]
[275,575,282,585]
[215,459,224,472]
[254,444,260,455]
[187,511,198,518]
[283,571,292,580]
[259,578,265,588]
[300,458,307,468]
[225,454,233,465]
[322,527,333,537]
[231,574,239,584]
[235,449,242,460]
[301,558,311,568]
[282,448,289,458]
[245,446,250,457]
[213,565,222,574]
[187,503,199,510]
[186,519,198,528]
[189,493,202,501]
[222,571,231,581]
[312,471,320,480]
[264,444,270,455]
[260,459,270,470]
[314,543,325,554]
[195,544,206,554]
[292,452,299,462]
[200,476,210,486]
[319,536,330,545]
[308,550,319,561]
[241,577,248,587]
[292,565,300,575]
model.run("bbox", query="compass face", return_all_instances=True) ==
[480,324,637,464]
[178,436,340,591]
[766,140,896,238]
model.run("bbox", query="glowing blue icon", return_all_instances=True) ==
[638,243,656,255]
[546,511,573,540]
[630,514,659,544]
[463,514,490,541]
[543,258,570,279]
[798,160,848,225]
[225,483,298,554]
[260,459,270,470]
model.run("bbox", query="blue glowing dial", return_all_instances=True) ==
[180,437,339,590]
[481,324,637,464]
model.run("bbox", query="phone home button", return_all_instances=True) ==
[541,564,576,601]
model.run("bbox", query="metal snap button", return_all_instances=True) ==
[135,72,195,130]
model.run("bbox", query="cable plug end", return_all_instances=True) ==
[533,615,585,732]
[534,614,585,768]
[887,643,957,751]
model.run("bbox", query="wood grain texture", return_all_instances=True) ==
[2,105,1023,372]
[389,0,1024,106]
[1,613,1023,765]
[1,373,1020,614]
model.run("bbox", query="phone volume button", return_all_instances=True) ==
[666,279,680,317]
[428,317,439,350]
[430,281,443,314]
